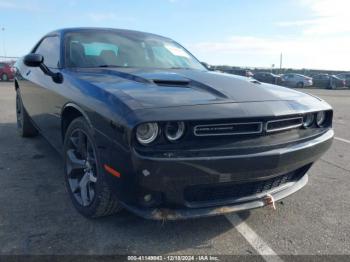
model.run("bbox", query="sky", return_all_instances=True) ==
[0,0,349,70]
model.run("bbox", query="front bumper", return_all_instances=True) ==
[104,129,333,220]
[124,173,308,220]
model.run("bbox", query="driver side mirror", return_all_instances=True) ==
[24,54,43,67]
[23,53,63,84]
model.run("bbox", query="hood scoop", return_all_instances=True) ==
[153,79,190,87]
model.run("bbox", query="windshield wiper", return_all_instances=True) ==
[98,65,129,68]
[169,67,191,70]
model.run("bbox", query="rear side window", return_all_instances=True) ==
[34,36,60,68]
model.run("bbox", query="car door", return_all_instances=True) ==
[322,75,331,87]
[313,75,326,87]
[266,74,277,84]
[20,35,66,151]
[261,73,268,83]
[345,74,350,87]
[284,74,293,86]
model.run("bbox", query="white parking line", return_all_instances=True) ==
[226,214,283,262]
[335,136,350,144]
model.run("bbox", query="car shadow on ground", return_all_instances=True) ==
[0,122,251,255]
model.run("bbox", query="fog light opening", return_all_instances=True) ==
[140,192,163,207]
[144,194,152,203]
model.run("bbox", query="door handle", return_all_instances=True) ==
[26,70,31,76]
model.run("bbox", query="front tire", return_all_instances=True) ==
[329,81,336,89]
[16,89,38,137]
[63,117,122,218]
[1,73,8,81]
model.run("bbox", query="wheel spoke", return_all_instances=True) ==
[89,172,97,183]
[66,149,85,176]
[87,183,95,202]
[79,172,91,206]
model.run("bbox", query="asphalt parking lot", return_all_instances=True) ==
[0,82,349,260]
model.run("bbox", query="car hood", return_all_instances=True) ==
[67,68,320,110]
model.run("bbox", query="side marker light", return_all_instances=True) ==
[104,164,121,178]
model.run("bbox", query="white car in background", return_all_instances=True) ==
[282,73,313,88]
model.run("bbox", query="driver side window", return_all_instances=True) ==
[34,36,60,68]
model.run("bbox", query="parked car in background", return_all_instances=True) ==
[282,73,313,88]
[336,73,350,87]
[0,62,14,81]
[253,72,284,85]
[226,69,254,78]
[312,74,345,89]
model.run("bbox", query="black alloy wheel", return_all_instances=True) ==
[16,92,23,130]
[66,128,98,207]
[16,89,38,137]
[63,117,121,217]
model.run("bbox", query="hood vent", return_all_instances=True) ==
[153,79,190,87]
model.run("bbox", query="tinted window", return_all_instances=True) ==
[35,36,60,68]
[65,31,205,70]
[83,42,118,56]
[0,63,4,69]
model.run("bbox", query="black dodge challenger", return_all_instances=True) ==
[14,28,333,220]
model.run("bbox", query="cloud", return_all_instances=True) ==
[278,0,350,35]
[187,0,350,70]
[189,35,350,70]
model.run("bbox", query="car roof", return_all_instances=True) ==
[284,73,301,76]
[46,27,171,41]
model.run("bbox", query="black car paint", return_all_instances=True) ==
[15,28,333,219]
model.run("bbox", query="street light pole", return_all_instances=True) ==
[1,27,6,59]
[279,52,283,73]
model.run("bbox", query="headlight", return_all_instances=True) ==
[136,122,159,145]
[316,111,326,127]
[303,113,314,128]
[165,121,185,141]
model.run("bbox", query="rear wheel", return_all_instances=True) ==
[296,82,304,88]
[16,89,38,137]
[63,117,122,218]
[1,73,8,81]
[329,81,336,89]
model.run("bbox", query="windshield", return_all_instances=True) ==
[65,31,205,70]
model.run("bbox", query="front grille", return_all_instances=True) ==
[194,122,263,136]
[266,117,303,133]
[184,168,306,203]
[192,116,304,137]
